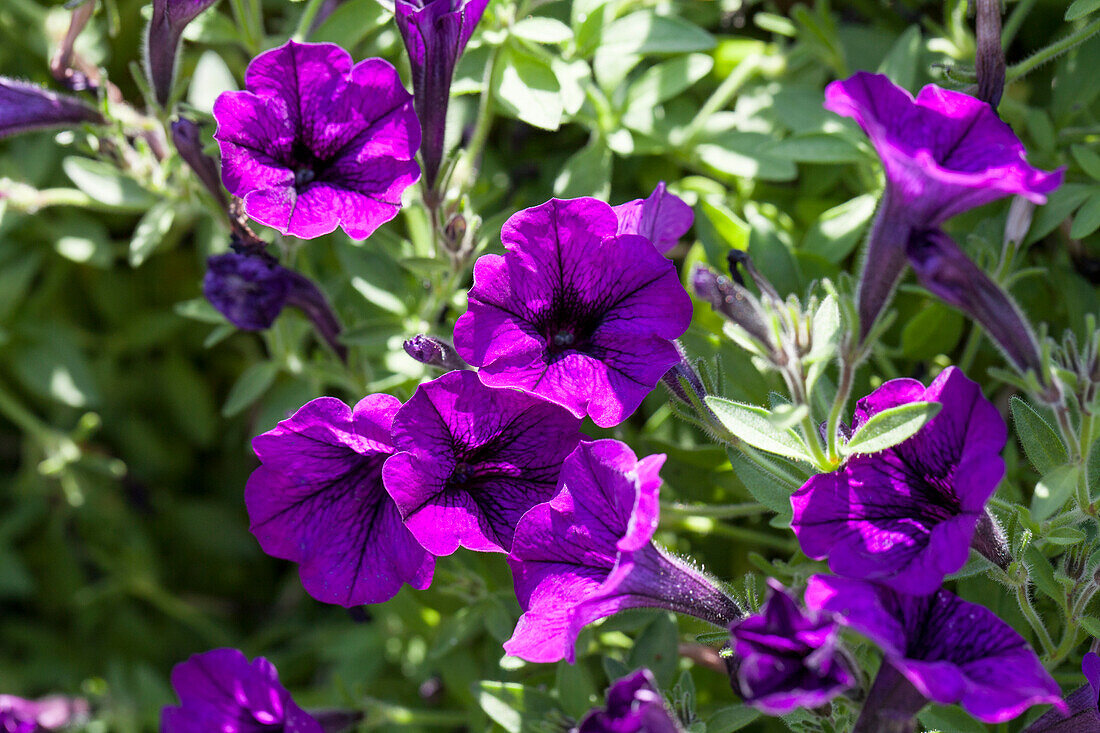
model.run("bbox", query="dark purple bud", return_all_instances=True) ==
[0,77,105,139]
[856,191,912,341]
[1022,653,1100,732]
[971,509,1011,570]
[403,334,468,370]
[284,271,349,362]
[661,341,707,407]
[906,229,1045,383]
[576,669,684,733]
[50,0,95,91]
[727,249,780,302]
[691,264,776,354]
[394,0,489,189]
[144,0,221,107]
[975,0,1006,109]
[171,117,227,210]
[852,663,927,733]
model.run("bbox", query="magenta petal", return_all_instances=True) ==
[612,182,694,254]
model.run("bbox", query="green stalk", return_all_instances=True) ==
[292,0,328,41]
[449,44,501,195]
[1001,0,1038,48]
[660,501,768,520]
[1016,583,1056,655]
[1006,16,1100,84]
[825,357,854,465]
[680,54,768,147]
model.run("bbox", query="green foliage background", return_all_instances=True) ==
[0,0,1098,730]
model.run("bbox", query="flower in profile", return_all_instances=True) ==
[576,669,683,733]
[728,580,853,714]
[213,41,420,239]
[246,395,434,606]
[144,0,221,107]
[382,369,582,555]
[171,117,227,210]
[612,182,694,254]
[1022,652,1100,733]
[453,198,693,428]
[804,575,1063,723]
[0,77,105,139]
[504,440,741,663]
[790,367,1005,595]
[403,334,469,371]
[0,695,88,732]
[162,648,322,732]
[394,0,488,189]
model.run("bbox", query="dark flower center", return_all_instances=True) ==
[534,287,604,358]
[288,140,331,189]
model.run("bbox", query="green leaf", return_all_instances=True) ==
[1069,191,1100,239]
[843,401,942,455]
[1026,184,1094,244]
[187,49,237,114]
[554,135,611,199]
[876,25,923,92]
[624,53,713,113]
[221,361,279,418]
[705,397,810,462]
[174,298,226,324]
[1066,0,1100,21]
[707,705,762,732]
[62,156,158,212]
[899,303,964,358]
[555,661,597,718]
[493,44,563,131]
[594,10,714,89]
[511,17,573,45]
[771,133,863,163]
[695,133,798,182]
[698,199,750,252]
[476,682,561,733]
[1010,396,1068,475]
[918,706,987,733]
[1030,464,1079,521]
[1044,527,1086,546]
[1081,615,1100,638]
[727,449,795,518]
[128,200,176,267]
[11,336,101,408]
[1023,545,1063,603]
[1073,144,1100,181]
[802,194,876,264]
[628,613,680,687]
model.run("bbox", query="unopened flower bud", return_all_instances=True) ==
[661,341,707,407]
[1004,197,1036,249]
[975,0,1006,108]
[171,117,227,210]
[691,264,775,352]
[403,334,469,371]
[971,509,1011,570]
[0,77,104,139]
[144,0,221,107]
[50,0,95,91]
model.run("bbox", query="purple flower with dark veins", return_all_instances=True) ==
[576,669,683,733]
[0,77,105,139]
[162,648,322,732]
[728,580,854,714]
[1023,652,1100,733]
[804,575,1063,724]
[790,366,1005,595]
[453,198,693,428]
[394,0,488,189]
[382,369,582,555]
[204,251,292,331]
[246,395,433,606]
[612,182,694,255]
[213,41,420,240]
[144,0,221,107]
[504,439,741,663]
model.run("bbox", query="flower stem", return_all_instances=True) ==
[681,54,770,147]
[1006,16,1100,84]
[660,501,768,519]
[1016,582,1056,656]
[825,355,855,465]
[1001,0,1037,48]
[449,43,501,196]
[292,0,328,41]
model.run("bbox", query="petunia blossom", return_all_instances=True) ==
[381,369,582,555]
[790,366,1005,595]
[728,580,854,714]
[161,648,322,732]
[213,41,420,240]
[394,0,488,188]
[576,669,683,733]
[1022,653,1100,733]
[804,575,1063,723]
[504,439,741,664]
[612,182,694,254]
[453,197,693,428]
[246,395,434,607]
[0,77,104,139]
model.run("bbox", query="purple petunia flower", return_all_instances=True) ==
[213,41,420,240]
[728,580,854,714]
[790,366,1005,595]
[576,669,683,733]
[804,575,1063,723]
[612,182,694,255]
[0,695,87,732]
[1022,653,1100,732]
[504,439,741,664]
[246,395,434,606]
[0,77,105,139]
[381,369,582,555]
[453,198,693,428]
[162,648,322,732]
[144,0,221,107]
[394,0,488,189]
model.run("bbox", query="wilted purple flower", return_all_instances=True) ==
[612,182,694,254]
[576,669,683,733]
[394,0,488,189]
[213,41,420,239]
[728,580,854,714]
[804,575,1063,723]
[0,77,104,139]
[162,648,322,732]
[246,395,433,606]
[453,198,693,428]
[0,695,88,732]
[145,0,221,107]
[382,369,582,555]
[790,366,1005,595]
[504,440,741,663]
[1023,653,1100,733]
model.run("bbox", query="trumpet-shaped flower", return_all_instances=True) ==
[213,41,420,239]
[454,198,692,427]
[0,77,104,139]
[576,669,683,733]
[1022,653,1100,733]
[246,395,434,606]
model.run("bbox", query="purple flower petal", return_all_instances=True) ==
[790,366,1006,594]
[805,575,1063,723]
[454,198,693,427]
[0,77,105,139]
[612,182,694,254]
[576,669,683,733]
[824,72,1062,225]
[162,648,322,733]
[246,395,434,607]
[382,369,582,555]
[213,41,420,240]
